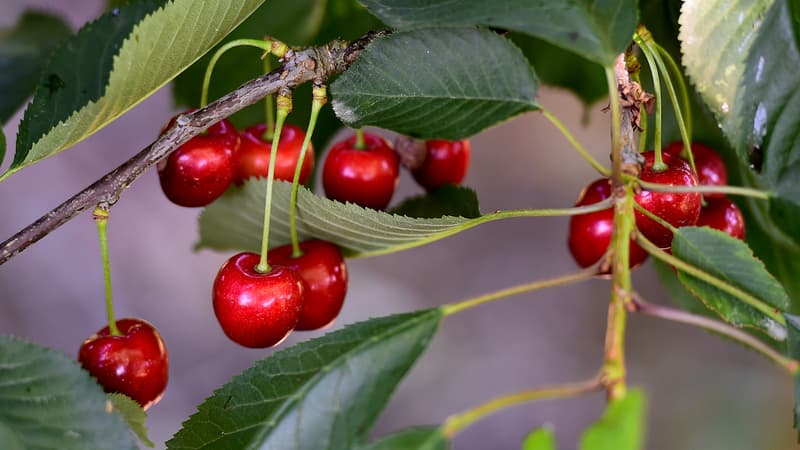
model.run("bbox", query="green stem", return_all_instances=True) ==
[256,95,291,273]
[289,85,326,257]
[441,267,598,316]
[263,56,275,141]
[654,41,693,146]
[442,378,603,438]
[633,35,665,171]
[541,107,610,176]
[637,180,771,199]
[201,38,272,108]
[94,207,121,336]
[354,128,366,150]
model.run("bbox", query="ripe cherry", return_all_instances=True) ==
[634,151,702,248]
[235,123,314,185]
[268,240,348,331]
[322,133,399,210]
[696,197,746,240]
[212,252,305,348]
[568,178,648,273]
[78,318,168,410]
[663,141,728,198]
[412,139,471,191]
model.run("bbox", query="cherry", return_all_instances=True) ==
[322,133,399,210]
[634,151,702,248]
[212,252,305,348]
[78,318,168,410]
[663,141,728,198]
[235,123,314,185]
[568,178,648,273]
[696,197,746,240]
[268,240,348,331]
[412,139,471,191]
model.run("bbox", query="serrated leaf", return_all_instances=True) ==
[167,309,442,449]
[390,185,480,219]
[579,389,645,450]
[0,336,136,449]
[5,0,266,181]
[671,226,789,335]
[356,0,637,65]
[523,427,557,450]
[107,393,154,448]
[358,426,448,450]
[198,179,483,257]
[0,11,71,124]
[784,314,800,441]
[330,28,539,140]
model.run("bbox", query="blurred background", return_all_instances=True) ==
[0,1,796,449]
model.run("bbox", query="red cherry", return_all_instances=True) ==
[235,123,314,185]
[568,179,648,273]
[212,252,305,348]
[161,109,240,152]
[412,139,471,191]
[696,197,746,240]
[322,133,399,210]
[158,135,237,207]
[78,318,168,410]
[634,151,702,248]
[664,142,728,199]
[268,240,348,331]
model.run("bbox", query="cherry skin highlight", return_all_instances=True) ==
[664,141,728,199]
[322,133,399,210]
[412,139,471,191]
[212,252,305,348]
[78,318,168,410]
[235,123,314,185]
[696,197,746,240]
[268,240,348,331]
[568,178,648,273]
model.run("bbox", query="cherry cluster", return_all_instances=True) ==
[568,141,745,273]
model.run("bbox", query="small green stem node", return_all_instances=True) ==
[354,128,366,150]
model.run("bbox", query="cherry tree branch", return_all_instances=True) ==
[0,32,386,266]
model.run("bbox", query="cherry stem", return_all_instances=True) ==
[289,85,327,258]
[630,294,798,374]
[354,128,366,150]
[201,38,272,108]
[442,377,603,438]
[540,107,610,176]
[440,267,598,316]
[263,55,275,141]
[633,34,665,172]
[654,41,694,153]
[93,206,121,336]
[636,180,770,199]
[256,94,291,274]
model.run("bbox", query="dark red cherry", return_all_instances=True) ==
[235,123,314,185]
[158,135,236,207]
[268,240,348,331]
[412,139,471,191]
[696,197,745,240]
[212,252,305,348]
[663,141,728,199]
[322,133,399,210]
[78,318,168,410]
[634,151,702,248]
[568,178,648,273]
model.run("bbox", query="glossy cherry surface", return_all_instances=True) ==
[158,135,236,207]
[268,240,348,331]
[322,133,399,210]
[213,252,305,348]
[634,151,702,248]
[412,139,471,191]
[568,178,648,273]
[664,141,728,199]
[235,123,314,185]
[78,318,168,410]
[697,197,746,240]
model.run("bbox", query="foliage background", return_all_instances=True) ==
[0,1,795,448]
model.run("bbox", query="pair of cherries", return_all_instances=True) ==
[568,142,745,272]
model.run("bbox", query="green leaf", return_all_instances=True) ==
[330,28,539,140]
[579,389,646,450]
[0,11,71,124]
[784,314,800,441]
[652,259,709,317]
[671,226,789,336]
[107,393,154,448]
[167,309,442,449]
[6,0,266,181]
[0,336,136,449]
[197,179,482,258]
[390,185,480,219]
[523,427,557,450]
[358,426,448,450]
[356,0,637,65]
